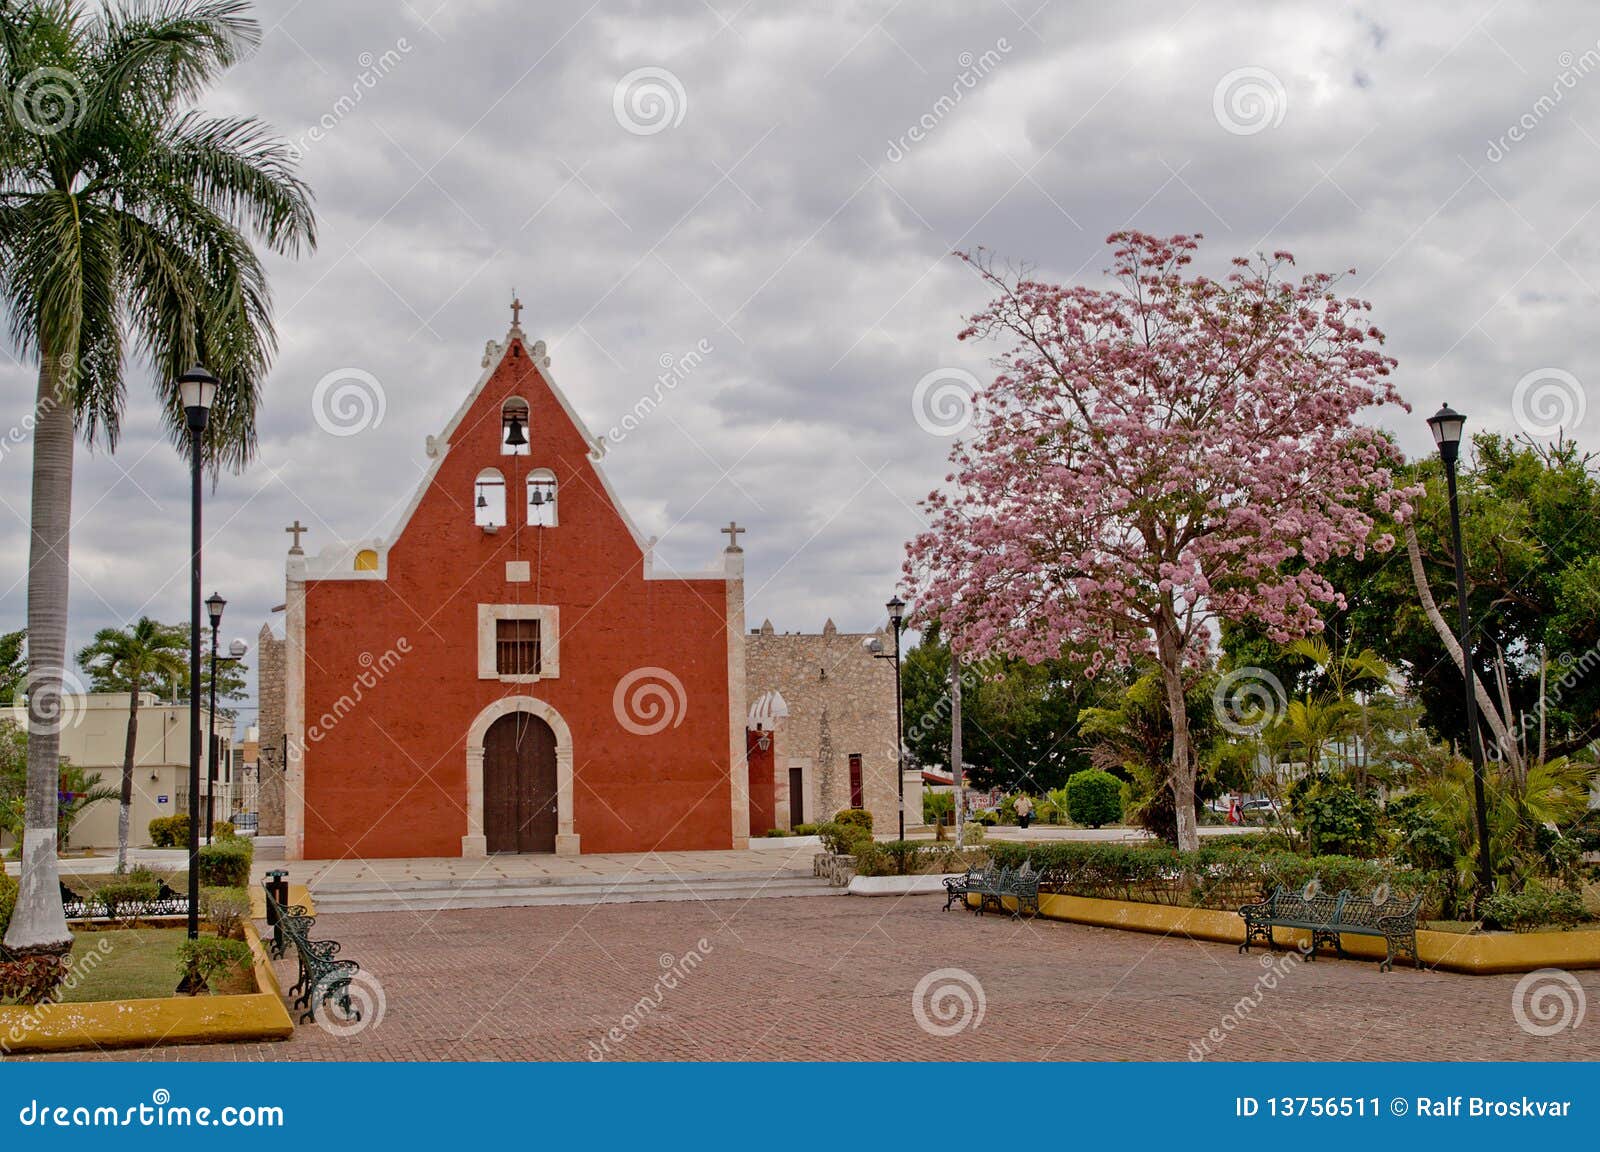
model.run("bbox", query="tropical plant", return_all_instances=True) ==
[76,616,187,872]
[176,935,250,993]
[0,0,315,952]
[0,629,24,704]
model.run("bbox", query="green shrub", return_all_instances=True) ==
[793,823,819,836]
[212,821,237,839]
[923,791,954,825]
[816,821,872,857]
[833,808,873,835]
[854,840,988,877]
[201,887,251,940]
[0,869,16,940]
[1481,882,1587,933]
[958,819,985,843]
[981,840,1448,918]
[196,837,252,888]
[98,877,160,916]
[1066,769,1124,828]
[970,809,998,827]
[1045,787,1070,824]
[147,814,191,848]
[1288,775,1380,857]
[1384,794,1457,872]
[177,937,252,994]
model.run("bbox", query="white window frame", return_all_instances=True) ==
[477,604,560,682]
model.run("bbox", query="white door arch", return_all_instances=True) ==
[462,696,578,857]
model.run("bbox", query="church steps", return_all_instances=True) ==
[306,870,841,912]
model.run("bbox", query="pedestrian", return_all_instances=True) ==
[1014,793,1033,830]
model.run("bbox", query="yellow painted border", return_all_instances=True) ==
[970,893,1600,974]
[0,919,293,1054]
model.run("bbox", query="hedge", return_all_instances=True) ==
[196,836,253,888]
[853,840,986,877]
[983,840,1449,919]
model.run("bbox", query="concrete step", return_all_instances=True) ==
[308,871,841,913]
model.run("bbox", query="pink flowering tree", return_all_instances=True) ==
[905,232,1414,850]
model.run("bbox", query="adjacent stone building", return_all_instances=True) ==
[744,619,909,836]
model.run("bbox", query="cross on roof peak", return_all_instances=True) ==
[509,292,524,332]
[286,519,307,554]
[721,521,745,552]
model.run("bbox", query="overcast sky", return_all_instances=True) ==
[1,0,1595,728]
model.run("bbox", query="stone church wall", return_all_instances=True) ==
[745,620,900,835]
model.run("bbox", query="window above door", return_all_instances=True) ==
[477,604,559,682]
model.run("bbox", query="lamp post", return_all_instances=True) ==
[1428,403,1494,897]
[179,365,217,942]
[869,597,908,838]
[203,596,248,844]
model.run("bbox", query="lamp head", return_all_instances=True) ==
[178,364,219,433]
[1427,403,1467,465]
[205,590,226,629]
[885,595,906,628]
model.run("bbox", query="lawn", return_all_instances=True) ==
[56,927,254,1003]
[58,871,187,897]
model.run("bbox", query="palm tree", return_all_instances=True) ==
[77,617,187,871]
[0,0,315,952]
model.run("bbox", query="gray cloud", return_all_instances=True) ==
[2,0,1596,728]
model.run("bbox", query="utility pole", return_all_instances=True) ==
[951,651,964,850]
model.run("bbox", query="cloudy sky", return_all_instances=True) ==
[1,0,1595,728]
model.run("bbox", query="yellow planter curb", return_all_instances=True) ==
[249,883,315,921]
[0,920,293,1054]
[971,893,1600,975]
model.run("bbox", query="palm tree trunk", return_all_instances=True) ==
[117,680,142,874]
[4,355,74,954]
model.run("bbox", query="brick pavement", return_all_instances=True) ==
[28,895,1600,1062]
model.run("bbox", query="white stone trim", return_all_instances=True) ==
[726,550,748,849]
[477,604,559,683]
[461,696,578,857]
[284,555,307,861]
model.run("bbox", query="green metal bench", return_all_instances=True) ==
[970,862,1041,919]
[263,879,363,1025]
[1239,885,1421,972]
[943,863,996,911]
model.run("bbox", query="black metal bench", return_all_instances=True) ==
[970,863,1041,919]
[943,864,996,911]
[262,880,363,1025]
[1239,885,1421,972]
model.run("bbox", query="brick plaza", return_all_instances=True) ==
[36,893,1600,1062]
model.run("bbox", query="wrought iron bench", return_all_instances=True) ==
[1239,885,1421,972]
[943,864,996,911]
[60,880,189,922]
[968,862,1041,919]
[262,880,363,1025]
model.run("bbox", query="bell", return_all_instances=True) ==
[476,490,487,509]
[530,486,545,506]
[504,414,528,447]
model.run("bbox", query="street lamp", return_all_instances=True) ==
[869,596,908,839]
[179,365,216,943]
[203,594,248,845]
[1428,403,1494,897]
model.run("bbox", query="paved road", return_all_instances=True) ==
[33,894,1599,1062]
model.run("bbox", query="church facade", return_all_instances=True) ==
[280,311,749,860]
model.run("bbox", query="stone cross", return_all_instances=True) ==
[286,520,307,554]
[510,294,523,328]
[720,521,745,552]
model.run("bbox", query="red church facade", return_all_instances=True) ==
[283,314,750,860]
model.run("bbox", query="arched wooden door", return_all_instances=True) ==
[483,712,558,853]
